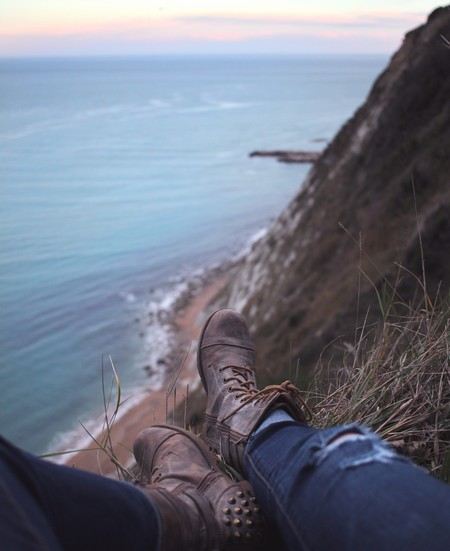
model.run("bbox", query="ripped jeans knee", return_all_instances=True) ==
[304,423,415,471]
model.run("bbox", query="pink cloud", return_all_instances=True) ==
[0,10,426,56]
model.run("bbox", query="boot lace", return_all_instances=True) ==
[219,366,311,422]
[219,365,257,399]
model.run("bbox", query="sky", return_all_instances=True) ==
[0,1,443,57]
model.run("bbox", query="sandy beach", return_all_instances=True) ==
[62,274,229,475]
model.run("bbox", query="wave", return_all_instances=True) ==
[0,99,173,142]
[139,279,190,387]
[177,99,252,115]
[0,98,252,142]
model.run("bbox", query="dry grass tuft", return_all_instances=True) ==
[308,294,450,480]
[43,355,135,481]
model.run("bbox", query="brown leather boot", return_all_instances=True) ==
[197,309,309,474]
[133,425,266,551]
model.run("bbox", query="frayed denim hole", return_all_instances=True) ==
[306,424,369,468]
[304,425,422,473]
[339,440,421,471]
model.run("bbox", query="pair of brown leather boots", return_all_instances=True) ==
[133,309,307,550]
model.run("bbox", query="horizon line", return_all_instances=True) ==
[0,51,391,60]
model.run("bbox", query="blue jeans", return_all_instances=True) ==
[0,436,159,550]
[2,425,450,550]
[245,421,450,551]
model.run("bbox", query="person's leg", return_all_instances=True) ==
[245,415,450,551]
[196,310,450,551]
[0,435,159,550]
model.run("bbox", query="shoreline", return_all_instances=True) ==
[61,272,229,474]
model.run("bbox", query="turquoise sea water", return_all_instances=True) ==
[0,55,386,453]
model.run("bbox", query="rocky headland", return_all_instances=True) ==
[249,150,322,163]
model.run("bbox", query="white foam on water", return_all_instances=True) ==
[177,99,252,115]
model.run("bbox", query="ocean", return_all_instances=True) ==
[0,55,387,454]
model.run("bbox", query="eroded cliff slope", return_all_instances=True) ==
[224,7,450,380]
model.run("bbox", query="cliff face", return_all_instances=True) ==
[224,8,450,380]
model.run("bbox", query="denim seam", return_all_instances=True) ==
[246,451,313,551]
